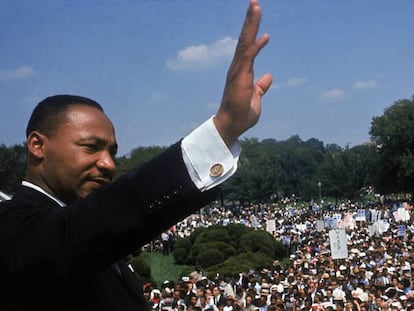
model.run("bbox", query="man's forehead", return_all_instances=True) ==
[60,106,116,140]
[64,105,113,128]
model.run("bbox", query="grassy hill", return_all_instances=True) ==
[141,252,194,287]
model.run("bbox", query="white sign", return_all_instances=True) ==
[329,228,348,260]
[266,219,276,233]
[355,209,366,222]
[316,220,325,232]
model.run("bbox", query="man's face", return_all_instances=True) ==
[40,105,117,203]
[213,287,220,296]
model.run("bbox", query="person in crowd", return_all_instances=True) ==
[212,285,227,309]
[162,231,171,255]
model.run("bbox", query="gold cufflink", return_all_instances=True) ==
[210,163,224,177]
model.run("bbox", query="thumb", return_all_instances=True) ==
[255,73,273,96]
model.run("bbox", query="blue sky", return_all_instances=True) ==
[1,0,413,156]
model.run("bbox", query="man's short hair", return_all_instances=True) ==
[26,94,103,138]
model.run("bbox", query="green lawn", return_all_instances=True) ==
[141,252,193,287]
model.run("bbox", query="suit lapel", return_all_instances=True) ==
[112,259,146,303]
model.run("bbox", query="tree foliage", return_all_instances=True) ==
[115,146,167,178]
[370,96,414,193]
[0,143,26,194]
[221,136,378,202]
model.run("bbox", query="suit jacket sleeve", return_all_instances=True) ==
[69,141,220,274]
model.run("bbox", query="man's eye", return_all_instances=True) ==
[84,144,98,152]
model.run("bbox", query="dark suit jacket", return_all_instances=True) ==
[213,294,227,307]
[0,142,219,311]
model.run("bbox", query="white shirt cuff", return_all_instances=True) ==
[181,116,241,192]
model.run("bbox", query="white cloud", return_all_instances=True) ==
[352,80,377,89]
[0,66,35,80]
[287,77,307,87]
[320,88,344,99]
[166,36,237,71]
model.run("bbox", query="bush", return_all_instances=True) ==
[196,248,224,267]
[226,224,250,247]
[173,237,192,264]
[205,251,274,277]
[190,227,208,244]
[194,241,236,268]
[193,226,231,245]
[205,241,236,259]
[239,230,277,257]
[172,224,287,277]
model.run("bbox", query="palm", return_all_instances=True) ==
[214,0,272,146]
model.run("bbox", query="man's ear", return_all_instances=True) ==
[27,131,47,160]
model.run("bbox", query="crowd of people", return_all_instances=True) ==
[144,198,414,311]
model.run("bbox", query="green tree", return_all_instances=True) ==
[370,96,414,194]
[0,143,26,193]
[115,146,166,178]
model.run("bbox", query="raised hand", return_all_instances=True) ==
[214,0,273,147]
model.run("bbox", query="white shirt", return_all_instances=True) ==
[182,116,240,191]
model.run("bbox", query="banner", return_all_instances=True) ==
[355,209,366,222]
[398,225,406,238]
[266,219,276,233]
[329,228,348,260]
[316,220,325,232]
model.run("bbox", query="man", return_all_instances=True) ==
[0,0,272,310]
[212,285,227,309]
[162,230,170,255]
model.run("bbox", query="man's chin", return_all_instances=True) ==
[80,183,102,198]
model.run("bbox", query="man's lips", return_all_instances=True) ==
[87,177,111,186]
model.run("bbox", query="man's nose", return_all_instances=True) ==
[96,151,116,173]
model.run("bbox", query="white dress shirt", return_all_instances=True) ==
[182,116,240,191]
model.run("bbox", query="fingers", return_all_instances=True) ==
[234,1,269,74]
[255,73,273,96]
[234,0,262,60]
[241,0,261,45]
[214,0,271,146]
[255,33,270,55]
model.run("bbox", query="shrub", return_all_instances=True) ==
[239,230,277,257]
[205,251,274,277]
[172,224,287,277]
[194,241,236,267]
[193,226,231,245]
[173,237,192,264]
[226,224,250,247]
[196,248,224,267]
